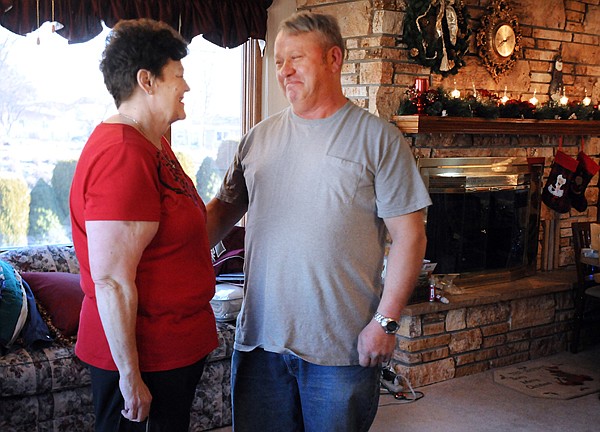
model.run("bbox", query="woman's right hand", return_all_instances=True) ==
[120,373,152,422]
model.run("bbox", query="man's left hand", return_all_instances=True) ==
[357,320,396,367]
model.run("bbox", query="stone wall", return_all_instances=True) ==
[296,0,600,117]
[295,0,600,270]
[394,272,574,386]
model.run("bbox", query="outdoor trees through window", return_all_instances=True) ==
[0,22,243,249]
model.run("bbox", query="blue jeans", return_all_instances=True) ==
[231,348,380,432]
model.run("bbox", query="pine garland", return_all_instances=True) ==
[398,86,600,120]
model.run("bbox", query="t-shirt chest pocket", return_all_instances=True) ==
[323,156,365,205]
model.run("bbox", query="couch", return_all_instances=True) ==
[0,245,235,432]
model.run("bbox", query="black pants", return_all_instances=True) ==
[89,358,206,432]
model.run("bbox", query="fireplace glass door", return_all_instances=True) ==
[418,157,544,285]
[425,187,530,274]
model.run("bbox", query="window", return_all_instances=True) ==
[0,22,246,249]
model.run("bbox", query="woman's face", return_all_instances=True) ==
[152,59,190,124]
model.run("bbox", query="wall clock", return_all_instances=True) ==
[476,0,522,81]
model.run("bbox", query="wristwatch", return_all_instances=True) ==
[373,312,400,334]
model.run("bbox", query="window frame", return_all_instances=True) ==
[0,30,260,249]
[242,38,263,134]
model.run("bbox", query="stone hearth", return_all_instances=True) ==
[392,269,575,387]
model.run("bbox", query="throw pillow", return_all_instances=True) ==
[0,261,28,347]
[20,272,83,337]
[20,279,54,347]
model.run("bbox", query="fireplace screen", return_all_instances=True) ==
[418,157,544,286]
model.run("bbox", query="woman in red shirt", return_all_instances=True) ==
[69,18,217,432]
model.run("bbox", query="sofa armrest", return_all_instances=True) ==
[206,322,236,363]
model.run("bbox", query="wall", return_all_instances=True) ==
[290,0,600,270]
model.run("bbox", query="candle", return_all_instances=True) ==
[558,87,569,105]
[451,80,460,99]
[501,86,509,104]
[529,89,538,106]
[583,89,591,106]
[414,78,429,115]
[559,96,568,105]
[415,78,429,93]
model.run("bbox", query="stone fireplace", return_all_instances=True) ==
[388,123,591,388]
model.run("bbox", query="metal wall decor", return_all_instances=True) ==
[403,0,471,76]
[476,0,522,81]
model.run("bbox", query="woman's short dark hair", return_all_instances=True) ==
[278,11,345,59]
[100,18,188,107]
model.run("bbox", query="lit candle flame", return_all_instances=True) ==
[583,89,591,106]
[559,87,568,106]
[451,81,460,99]
[529,89,538,106]
[500,86,509,104]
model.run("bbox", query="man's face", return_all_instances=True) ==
[274,30,333,114]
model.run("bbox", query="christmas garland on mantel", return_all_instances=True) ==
[403,0,471,76]
[398,87,600,120]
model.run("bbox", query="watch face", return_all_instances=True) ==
[494,24,516,57]
[385,321,400,333]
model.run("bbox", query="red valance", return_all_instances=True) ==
[0,0,272,47]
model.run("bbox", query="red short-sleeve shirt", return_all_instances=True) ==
[70,123,217,372]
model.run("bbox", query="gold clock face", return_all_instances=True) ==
[476,0,521,80]
[494,24,516,57]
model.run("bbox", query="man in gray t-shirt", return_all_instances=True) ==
[207,11,431,432]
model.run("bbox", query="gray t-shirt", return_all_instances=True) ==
[217,101,431,365]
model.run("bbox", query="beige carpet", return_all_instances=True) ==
[493,358,600,399]
[213,345,600,432]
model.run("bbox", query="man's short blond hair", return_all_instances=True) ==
[278,11,345,59]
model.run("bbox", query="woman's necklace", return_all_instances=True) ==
[118,112,161,148]
[119,112,146,133]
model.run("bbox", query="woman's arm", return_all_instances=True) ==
[86,219,159,423]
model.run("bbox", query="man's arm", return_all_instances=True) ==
[357,210,427,367]
[206,198,248,248]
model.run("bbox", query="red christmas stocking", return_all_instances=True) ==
[542,149,578,213]
[569,150,600,212]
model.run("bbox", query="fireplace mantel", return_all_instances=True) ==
[392,115,600,136]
